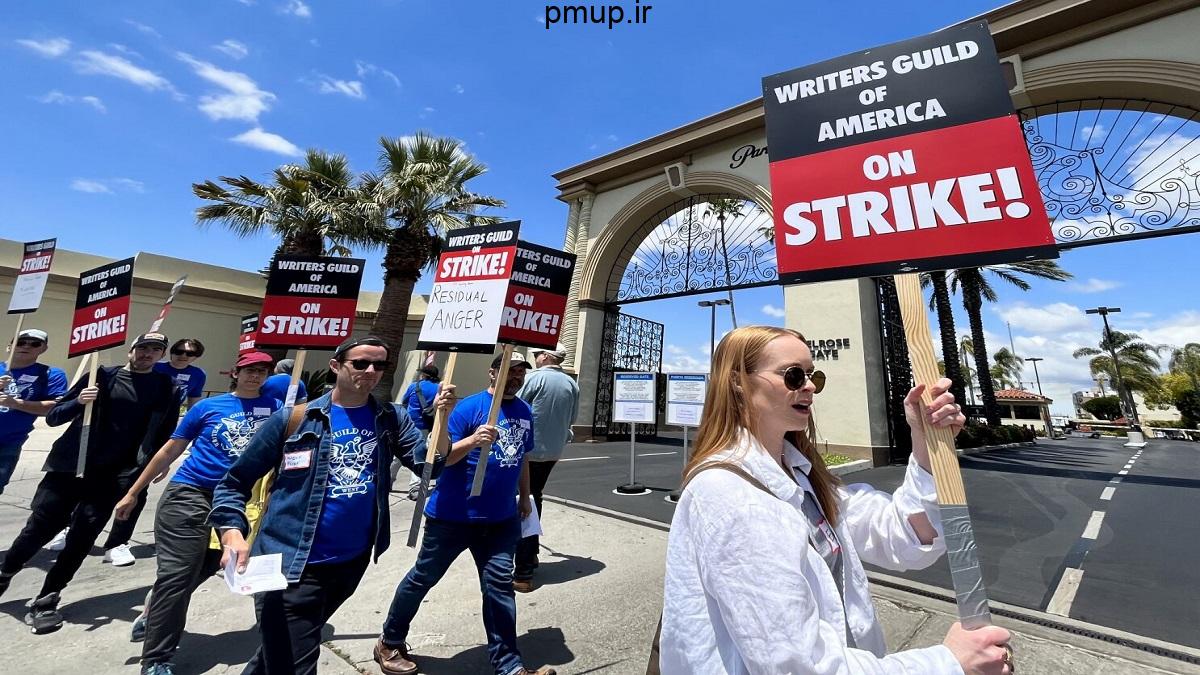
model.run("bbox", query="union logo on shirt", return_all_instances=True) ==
[493,418,530,468]
[328,430,376,498]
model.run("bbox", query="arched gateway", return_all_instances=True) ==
[552,0,1200,465]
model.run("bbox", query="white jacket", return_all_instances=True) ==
[660,433,964,674]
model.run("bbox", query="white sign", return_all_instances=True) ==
[7,239,56,314]
[613,372,656,424]
[667,373,707,427]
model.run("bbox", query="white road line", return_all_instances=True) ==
[1082,510,1106,540]
[1118,469,1129,475]
[638,451,676,457]
[1124,463,1134,469]
[1100,486,1116,501]
[1111,477,1123,484]
[1047,567,1085,616]
[559,456,610,462]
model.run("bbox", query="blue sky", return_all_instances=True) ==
[5,0,1198,415]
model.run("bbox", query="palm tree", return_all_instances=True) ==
[950,260,1073,425]
[1073,330,1163,417]
[363,132,505,398]
[959,335,978,405]
[702,197,746,327]
[991,347,1023,389]
[1169,343,1200,391]
[921,271,965,408]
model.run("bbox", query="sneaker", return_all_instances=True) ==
[104,544,136,567]
[140,664,174,675]
[406,485,420,502]
[373,638,418,675]
[131,612,147,642]
[45,528,68,552]
[24,592,63,634]
[513,667,557,675]
[513,578,534,594]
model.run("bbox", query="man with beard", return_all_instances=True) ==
[0,329,68,494]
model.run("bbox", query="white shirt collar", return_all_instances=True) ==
[714,431,803,502]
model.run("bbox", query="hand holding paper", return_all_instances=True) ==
[224,548,288,595]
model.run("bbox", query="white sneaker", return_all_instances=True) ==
[104,544,136,567]
[45,528,68,552]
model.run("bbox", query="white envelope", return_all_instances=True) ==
[224,549,289,595]
[521,499,543,538]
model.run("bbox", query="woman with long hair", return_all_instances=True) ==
[660,326,1012,674]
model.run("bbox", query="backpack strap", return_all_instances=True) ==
[284,402,308,438]
[682,461,775,497]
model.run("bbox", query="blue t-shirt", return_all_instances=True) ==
[0,363,68,447]
[401,380,439,431]
[261,374,307,405]
[425,391,533,523]
[153,362,207,399]
[308,404,377,564]
[170,393,282,490]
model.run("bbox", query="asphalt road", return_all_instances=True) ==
[544,434,1200,648]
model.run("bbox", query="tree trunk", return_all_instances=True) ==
[369,267,418,402]
[963,277,1001,426]
[930,271,965,408]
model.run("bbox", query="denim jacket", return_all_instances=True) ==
[208,391,441,582]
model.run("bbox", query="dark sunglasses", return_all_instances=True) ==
[16,339,45,348]
[754,366,826,393]
[172,349,201,357]
[344,359,390,372]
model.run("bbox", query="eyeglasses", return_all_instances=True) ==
[16,339,45,348]
[172,350,201,357]
[344,359,390,372]
[753,366,826,393]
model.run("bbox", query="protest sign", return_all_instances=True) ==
[148,275,188,332]
[7,239,56,314]
[417,221,521,354]
[256,256,365,349]
[763,21,1055,284]
[613,372,655,495]
[238,313,259,355]
[497,241,576,349]
[666,373,707,427]
[68,258,135,359]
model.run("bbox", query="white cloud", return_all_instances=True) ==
[761,304,785,318]
[70,177,144,194]
[454,83,465,94]
[316,76,365,99]
[16,37,71,58]
[108,43,142,58]
[75,50,176,94]
[124,19,162,38]
[35,90,107,113]
[535,15,545,24]
[995,302,1092,334]
[178,53,275,122]
[1068,278,1122,294]
[230,127,302,156]
[419,106,435,119]
[355,61,400,89]
[662,343,710,373]
[281,0,311,18]
[213,39,249,60]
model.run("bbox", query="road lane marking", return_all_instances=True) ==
[1101,487,1115,501]
[638,451,676,457]
[1110,477,1123,484]
[1082,511,1106,540]
[1047,567,1085,616]
[559,456,610,462]
[1118,470,1129,475]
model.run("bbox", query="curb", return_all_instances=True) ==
[957,440,1037,456]
[829,459,871,476]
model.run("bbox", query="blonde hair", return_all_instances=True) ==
[685,325,842,526]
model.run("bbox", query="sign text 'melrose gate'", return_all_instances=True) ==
[256,256,365,349]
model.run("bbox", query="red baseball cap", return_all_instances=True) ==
[234,351,274,369]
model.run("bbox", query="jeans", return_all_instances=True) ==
[515,460,556,579]
[242,552,370,675]
[103,484,149,550]
[382,516,523,675]
[0,442,21,495]
[141,483,223,665]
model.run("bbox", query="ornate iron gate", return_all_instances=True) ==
[593,309,664,439]
[875,277,914,463]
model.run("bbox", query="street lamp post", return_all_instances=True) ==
[1025,356,1052,437]
[698,298,731,362]
[1085,306,1147,448]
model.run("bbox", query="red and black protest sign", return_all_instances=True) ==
[7,238,57,314]
[238,313,259,355]
[256,256,365,349]
[762,21,1056,283]
[418,221,521,354]
[68,257,135,358]
[148,275,188,332]
[497,241,576,350]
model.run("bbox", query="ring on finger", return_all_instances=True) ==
[1003,643,1015,671]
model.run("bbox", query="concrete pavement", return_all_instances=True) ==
[0,423,1197,673]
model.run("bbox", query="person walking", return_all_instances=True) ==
[0,332,179,634]
[398,364,441,499]
[513,344,578,593]
[210,336,451,675]
[374,352,556,675]
[114,351,278,674]
[260,358,307,405]
[0,329,68,494]
[659,326,1014,674]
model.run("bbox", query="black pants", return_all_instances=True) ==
[242,552,371,675]
[0,471,126,597]
[103,484,149,550]
[515,460,557,579]
[142,483,223,665]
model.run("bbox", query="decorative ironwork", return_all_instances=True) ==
[1019,99,1200,249]
[593,310,664,439]
[875,277,913,463]
[609,194,778,304]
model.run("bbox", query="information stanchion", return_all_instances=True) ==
[665,372,706,503]
[613,372,655,496]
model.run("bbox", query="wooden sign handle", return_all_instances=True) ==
[285,350,308,408]
[76,353,101,478]
[471,344,513,497]
[407,352,457,547]
[5,314,25,372]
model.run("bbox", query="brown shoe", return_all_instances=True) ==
[374,638,417,675]
[513,578,535,593]
[514,668,557,675]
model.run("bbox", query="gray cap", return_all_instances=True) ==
[276,358,295,375]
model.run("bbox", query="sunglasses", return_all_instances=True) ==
[754,366,827,393]
[344,359,390,372]
[16,339,45,348]
[172,350,201,357]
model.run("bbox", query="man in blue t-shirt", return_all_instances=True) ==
[397,365,440,499]
[0,329,68,494]
[376,352,555,675]
[153,338,208,409]
[260,358,307,406]
[114,350,279,674]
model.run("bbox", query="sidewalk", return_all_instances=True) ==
[0,423,1196,674]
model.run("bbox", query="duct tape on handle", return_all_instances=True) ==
[941,505,993,629]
